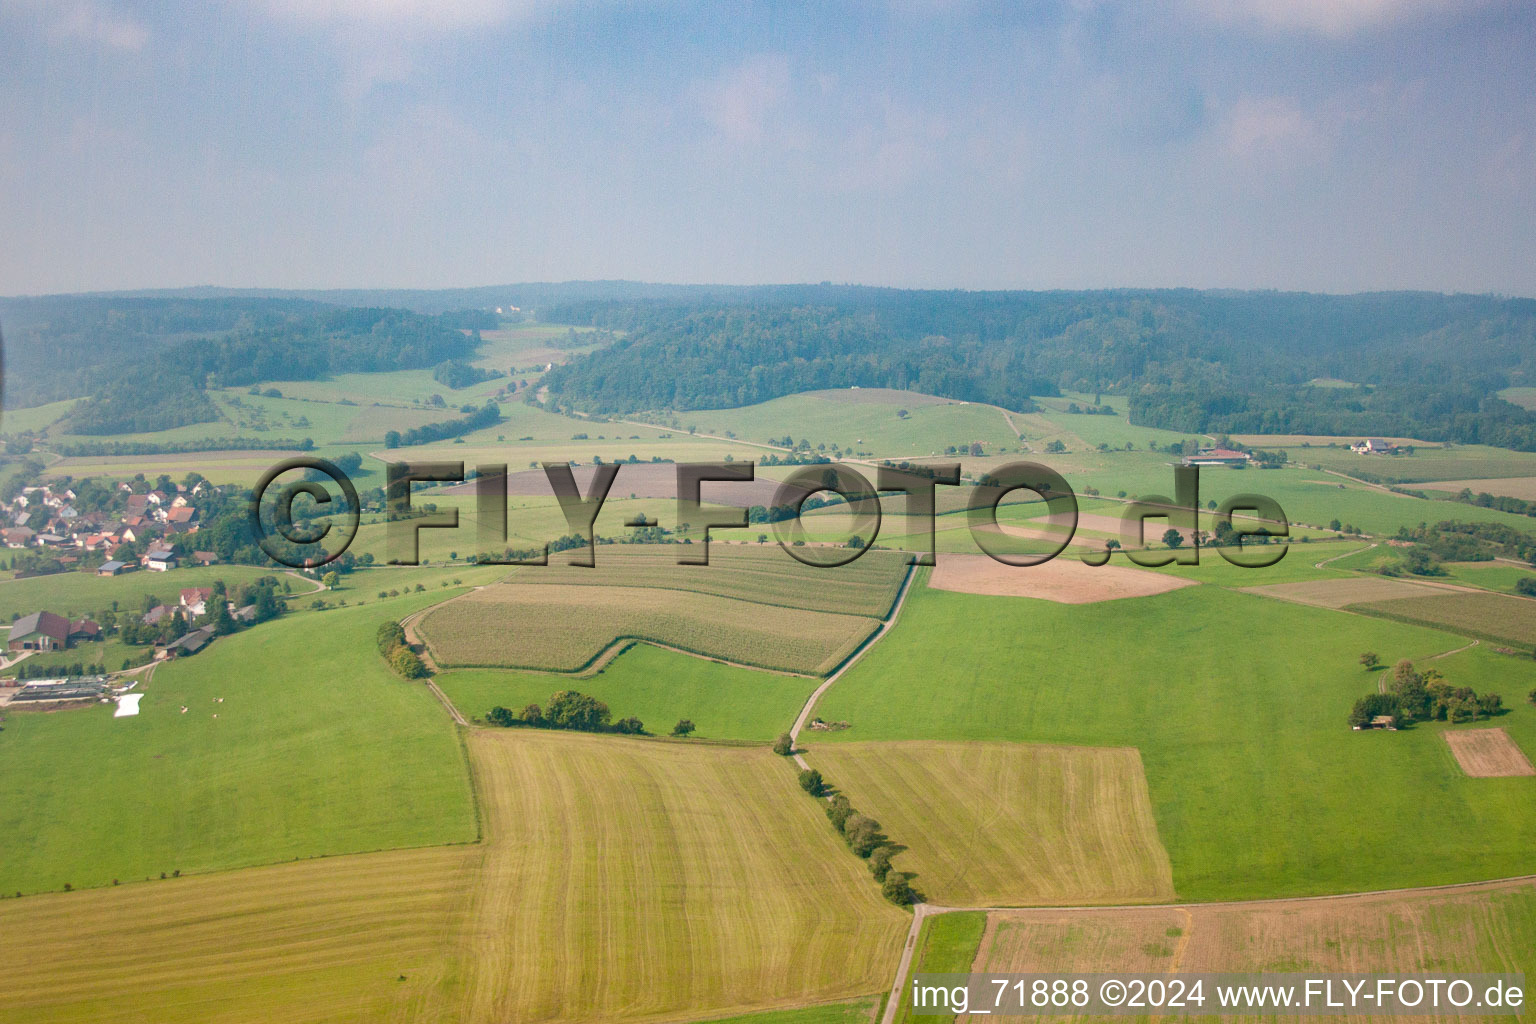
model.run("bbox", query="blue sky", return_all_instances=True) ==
[1,0,1532,295]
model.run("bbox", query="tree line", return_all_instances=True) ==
[779,742,916,906]
[384,401,501,448]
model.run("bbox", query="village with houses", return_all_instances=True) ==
[0,475,304,713]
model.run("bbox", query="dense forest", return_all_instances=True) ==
[0,298,495,435]
[7,286,1536,448]
[537,289,1536,449]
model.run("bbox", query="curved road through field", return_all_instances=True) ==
[790,563,918,768]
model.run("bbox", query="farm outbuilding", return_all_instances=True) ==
[8,611,71,652]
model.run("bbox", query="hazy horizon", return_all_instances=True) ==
[3,0,1534,296]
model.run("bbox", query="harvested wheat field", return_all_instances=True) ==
[1239,576,1444,609]
[460,729,908,1023]
[0,731,909,1024]
[1421,477,1536,501]
[417,583,879,674]
[928,552,1195,604]
[1444,728,1536,777]
[964,878,1536,1023]
[805,741,1174,906]
[0,845,480,1024]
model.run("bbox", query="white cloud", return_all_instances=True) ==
[1223,95,1324,160]
[697,54,792,145]
[258,0,547,31]
[1185,0,1486,36]
[0,0,148,51]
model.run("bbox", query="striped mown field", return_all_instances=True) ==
[459,729,908,1022]
[804,741,1175,907]
[418,583,883,675]
[0,846,479,1024]
[965,878,1536,1023]
[501,546,909,618]
[0,729,908,1024]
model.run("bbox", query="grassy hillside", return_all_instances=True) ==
[0,589,479,894]
[810,582,1536,900]
[436,643,815,741]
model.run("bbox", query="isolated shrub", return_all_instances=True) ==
[772,733,794,756]
[546,691,611,731]
[671,719,696,737]
[844,815,883,858]
[390,646,426,679]
[1359,652,1379,669]
[824,794,853,832]
[798,768,825,796]
[868,846,894,882]
[881,871,916,905]
[376,621,406,656]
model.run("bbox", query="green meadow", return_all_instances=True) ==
[676,389,1026,456]
[435,642,816,741]
[0,564,280,621]
[808,580,1536,900]
[0,589,478,895]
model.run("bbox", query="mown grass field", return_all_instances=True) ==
[436,643,816,740]
[1353,591,1536,647]
[1437,562,1536,595]
[702,1000,880,1024]
[967,879,1536,1023]
[417,583,880,674]
[894,911,988,1024]
[810,582,1536,900]
[805,742,1174,907]
[672,389,1025,456]
[1294,444,1536,483]
[0,590,479,895]
[0,727,910,1024]
[459,728,908,1023]
[0,845,480,1024]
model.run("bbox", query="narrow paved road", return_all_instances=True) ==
[790,563,919,768]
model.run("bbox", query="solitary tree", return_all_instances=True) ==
[671,719,696,738]
[1162,529,1184,550]
[1359,652,1380,669]
[772,733,794,756]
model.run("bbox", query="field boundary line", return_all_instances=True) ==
[791,562,920,757]
[880,876,1536,1023]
